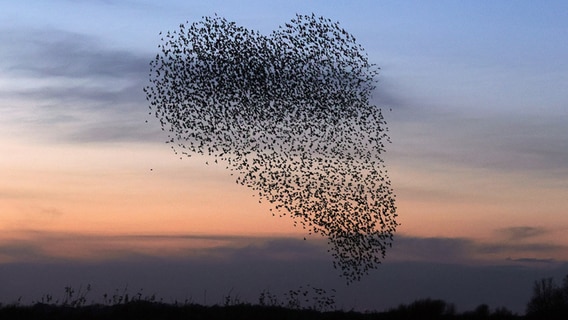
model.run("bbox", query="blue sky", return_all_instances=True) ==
[1,0,568,314]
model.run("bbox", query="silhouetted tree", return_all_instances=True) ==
[473,304,490,318]
[563,274,568,299]
[525,275,568,319]
[384,298,456,319]
[145,14,397,283]
[491,306,515,319]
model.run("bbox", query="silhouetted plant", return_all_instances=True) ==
[62,284,91,307]
[2,286,531,320]
[258,289,279,307]
[281,285,336,312]
[222,288,246,306]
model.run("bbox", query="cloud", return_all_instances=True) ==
[0,28,148,79]
[388,105,568,183]
[506,257,557,264]
[0,242,45,263]
[370,77,408,110]
[2,230,565,269]
[387,234,567,267]
[472,226,566,263]
[40,207,64,216]
[205,237,329,262]
[498,226,548,241]
[388,236,475,264]
[0,27,158,144]
[0,230,329,264]
[377,68,568,185]
[477,242,564,257]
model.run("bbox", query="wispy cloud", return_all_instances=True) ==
[506,257,557,264]
[2,230,565,267]
[389,105,568,182]
[1,28,147,79]
[388,236,475,264]
[0,230,328,264]
[498,226,548,241]
[0,27,158,144]
[387,233,567,267]
[478,242,564,257]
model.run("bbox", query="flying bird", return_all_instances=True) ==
[145,14,398,283]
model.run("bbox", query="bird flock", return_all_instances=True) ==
[144,14,398,283]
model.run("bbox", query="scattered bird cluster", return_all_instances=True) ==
[144,14,398,283]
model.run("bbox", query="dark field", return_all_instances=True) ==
[2,274,567,320]
[0,300,522,320]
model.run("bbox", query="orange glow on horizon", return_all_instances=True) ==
[2,135,567,264]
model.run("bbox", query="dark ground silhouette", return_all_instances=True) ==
[3,274,567,319]
[0,301,520,320]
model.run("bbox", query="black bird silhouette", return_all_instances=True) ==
[144,14,398,283]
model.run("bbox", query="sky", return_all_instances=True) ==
[1,0,567,314]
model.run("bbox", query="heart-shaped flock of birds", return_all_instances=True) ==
[144,14,398,283]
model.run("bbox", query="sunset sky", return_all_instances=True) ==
[1,0,567,313]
